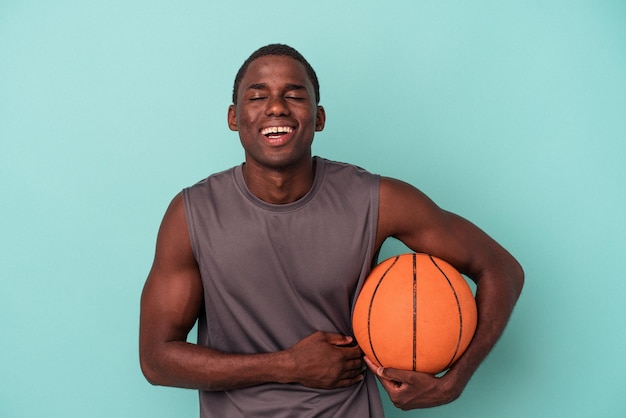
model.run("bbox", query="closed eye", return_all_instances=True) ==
[285,84,307,101]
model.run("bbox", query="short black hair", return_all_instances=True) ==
[232,43,320,105]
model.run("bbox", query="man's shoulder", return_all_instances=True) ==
[315,157,380,202]
[186,165,239,191]
[317,157,378,178]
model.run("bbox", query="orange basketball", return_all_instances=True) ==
[352,253,477,374]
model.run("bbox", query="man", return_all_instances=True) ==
[139,44,524,417]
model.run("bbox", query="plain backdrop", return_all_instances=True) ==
[1,1,625,417]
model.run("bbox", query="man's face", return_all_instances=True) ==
[228,55,325,171]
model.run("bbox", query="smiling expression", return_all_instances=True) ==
[228,55,325,172]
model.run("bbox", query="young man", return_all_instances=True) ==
[139,44,524,417]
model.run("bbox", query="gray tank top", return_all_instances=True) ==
[183,157,384,417]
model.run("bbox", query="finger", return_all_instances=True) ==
[363,356,383,375]
[334,372,365,388]
[377,375,403,392]
[382,366,434,383]
[341,365,365,380]
[362,356,401,381]
[378,366,408,384]
[340,346,365,360]
[325,333,355,347]
[363,357,404,389]
[343,358,365,372]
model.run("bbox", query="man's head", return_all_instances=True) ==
[232,44,320,105]
[227,46,326,174]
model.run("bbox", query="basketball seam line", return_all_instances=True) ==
[412,253,417,372]
[367,255,400,367]
[429,255,463,371]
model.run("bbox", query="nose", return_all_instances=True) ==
[265,95,289,116]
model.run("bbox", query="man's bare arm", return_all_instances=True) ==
[370,177,524,409]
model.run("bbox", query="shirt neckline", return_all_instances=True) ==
[233,156,326,213]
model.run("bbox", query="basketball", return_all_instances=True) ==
[352,253,477,374]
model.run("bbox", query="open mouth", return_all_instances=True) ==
[261,126,294,139]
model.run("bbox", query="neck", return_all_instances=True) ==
[242,158,316,204]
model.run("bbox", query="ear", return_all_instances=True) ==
[227,104,238,131]
[315,106,326,132]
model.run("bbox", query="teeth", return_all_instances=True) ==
[261,126,293,136]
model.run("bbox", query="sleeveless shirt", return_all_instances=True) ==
[182,157,384,417]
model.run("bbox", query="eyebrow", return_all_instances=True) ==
[246,83,306,92]
[284,83,306,92]
[247,83,268,91]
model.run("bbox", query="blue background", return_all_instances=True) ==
[1,1,625,417]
